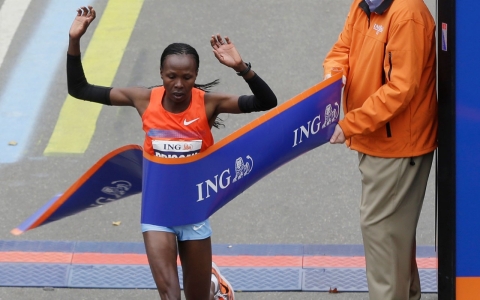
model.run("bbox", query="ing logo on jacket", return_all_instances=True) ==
[373,24,384,35]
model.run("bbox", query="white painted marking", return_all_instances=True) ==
[0,0,32,69]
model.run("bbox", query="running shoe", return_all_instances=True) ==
[212,262,235,300]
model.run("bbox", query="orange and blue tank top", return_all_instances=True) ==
[142,87,214,158]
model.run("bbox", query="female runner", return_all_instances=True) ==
[67,6,277,300]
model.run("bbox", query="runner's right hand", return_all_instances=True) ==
[69,6,96,40]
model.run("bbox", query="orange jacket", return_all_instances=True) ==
[323,0,437,157]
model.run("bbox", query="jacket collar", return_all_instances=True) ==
[359,0,394,16]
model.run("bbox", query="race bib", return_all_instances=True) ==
[152,140,202,158]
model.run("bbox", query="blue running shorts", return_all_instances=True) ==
[141,219,212,241]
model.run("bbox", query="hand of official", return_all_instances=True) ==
[324,73,347,86]
[330,124,346,144]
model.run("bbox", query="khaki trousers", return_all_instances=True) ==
[358,151,434,300]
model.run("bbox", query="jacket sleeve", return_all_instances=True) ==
[339,17,430,138]
[322,6,355,78]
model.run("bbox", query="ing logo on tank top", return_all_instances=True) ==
[152,140,203,158]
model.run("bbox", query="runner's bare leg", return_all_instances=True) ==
[143,231,181,299]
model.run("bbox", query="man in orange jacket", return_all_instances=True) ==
[324,0,437,299]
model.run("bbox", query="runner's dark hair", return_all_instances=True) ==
[149,42,224,128]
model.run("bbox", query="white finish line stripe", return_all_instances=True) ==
[0,0,32,69]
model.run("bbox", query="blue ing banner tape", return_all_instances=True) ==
[12,145,143,234]
[12,76,342,233]
[142,79,341,226]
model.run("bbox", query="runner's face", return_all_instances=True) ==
[160,54,198,104]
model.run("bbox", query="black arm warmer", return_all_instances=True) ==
[67,54,112,105]
[238,73,277,113]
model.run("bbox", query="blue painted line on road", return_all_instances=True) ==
[0,0,87,163]
[74,241,147,254]
[0,240,436,257]
[212,244,304,256]
[0,240,75,252]
[303,244,436,258]
[304,244,366,256]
